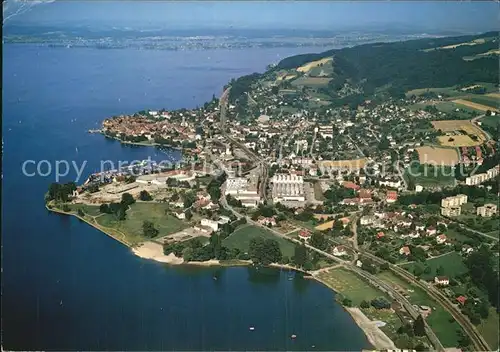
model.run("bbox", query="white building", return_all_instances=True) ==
[200,219,219,232]
[332,246,347,257]
[477,203,498,217]
[441,194,468,208]
[271,173,305,207]
[224,176,261,208]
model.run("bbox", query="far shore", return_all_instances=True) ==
[48,205,393,350]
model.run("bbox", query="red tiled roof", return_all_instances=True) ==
[456,296,467,305]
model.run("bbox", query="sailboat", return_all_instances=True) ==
[75,147,79,153]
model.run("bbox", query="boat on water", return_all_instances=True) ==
[249,327,255,331]
[291,334,297,339]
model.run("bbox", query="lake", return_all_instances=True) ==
[2,44,371,350]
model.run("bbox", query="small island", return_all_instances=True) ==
[47,31,500,352]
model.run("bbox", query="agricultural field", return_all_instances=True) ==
[316,267,386,306]
[401,252,469,281]
[291,77,331,88]
[416,146,460,166]
[453,99,499,113]
[431,120,488,147]
[94,202,189,244]
[406,86,463,98]
[222,225,295,258]
[404,164,456,188]
[296,57,332,73]
[461,95,499,110]
[463,49,500,61]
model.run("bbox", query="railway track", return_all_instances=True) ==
[362,251,491,351]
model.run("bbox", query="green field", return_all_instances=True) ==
[477,308,500,350]
[291,77,331,88]
[401,252,469,281]
[222,225,295,258]
[68,204,102,217]
[404,164,456,187]
[480,114,500,129]
[406,86,463,98]
[375,270,463,347]
[463,95,499,110]
[94,202,189,244]
[317,267,386,306]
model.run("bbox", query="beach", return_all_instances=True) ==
[346,307,397,350]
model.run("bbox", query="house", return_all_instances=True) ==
[386,190,398,203]
[174,210,185,220]
[456,296,467,305]
[343,181,360,191]
[376,231,385,239]
[356,260,363,267]
[434,276,450,286]
[462,245,474,255]
[298,230,311,241]
[436,234,447,244]
[358,189,372,200]
[399,246,411,256]
[332,246,347,257]
[415,185,424,193]
[200,218,219,232]
[360,215,375,225]
[426,227,437,236]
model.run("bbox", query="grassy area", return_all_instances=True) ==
[222,225,295,258]
[404,164,456,187]
[316,267,386,306]
[401,252,469,281]
[95,202,189,244]
[477,308,500,350]
[406,86,463,98]
[375,270,463,347]
[463,95,499,110]
[480,114,500,129]
[68,204,102,217]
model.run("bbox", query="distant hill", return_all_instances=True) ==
[228,31,498,105]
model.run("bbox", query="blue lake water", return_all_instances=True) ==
[2,44,371,350]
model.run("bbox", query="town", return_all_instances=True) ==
[45,36,499,352]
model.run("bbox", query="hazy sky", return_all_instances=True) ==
[4,1,499,32]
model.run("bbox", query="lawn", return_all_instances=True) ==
[401,252,469,281]
[222,225,295,258]
[477,308,499,350]
[95,202,189,244]
[316,267,386,306]
[68,204,102,217]
[406,86,463,98]
[404,164,456,187]
[463,95,499,110]
[375,270,463,347]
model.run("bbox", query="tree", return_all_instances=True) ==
[310,232,328,250]
[360,300,370,309]
[77,209,85,217]
[293,243,307,267]
[99,203,110,213]
[121,192,135,207]
[342,298,353,307]
[435,265,445,276]
[142,220,159,238]
[185,209,193,221]
[413,315,426,336]
[249,238,282,265]
[139,190,153,201]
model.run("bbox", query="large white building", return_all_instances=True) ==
[271,174,305,207]
[224,176,261,207]
[441,194,468,208]
[465,165,500,186]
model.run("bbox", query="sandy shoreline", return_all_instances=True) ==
[346,307,397,350]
